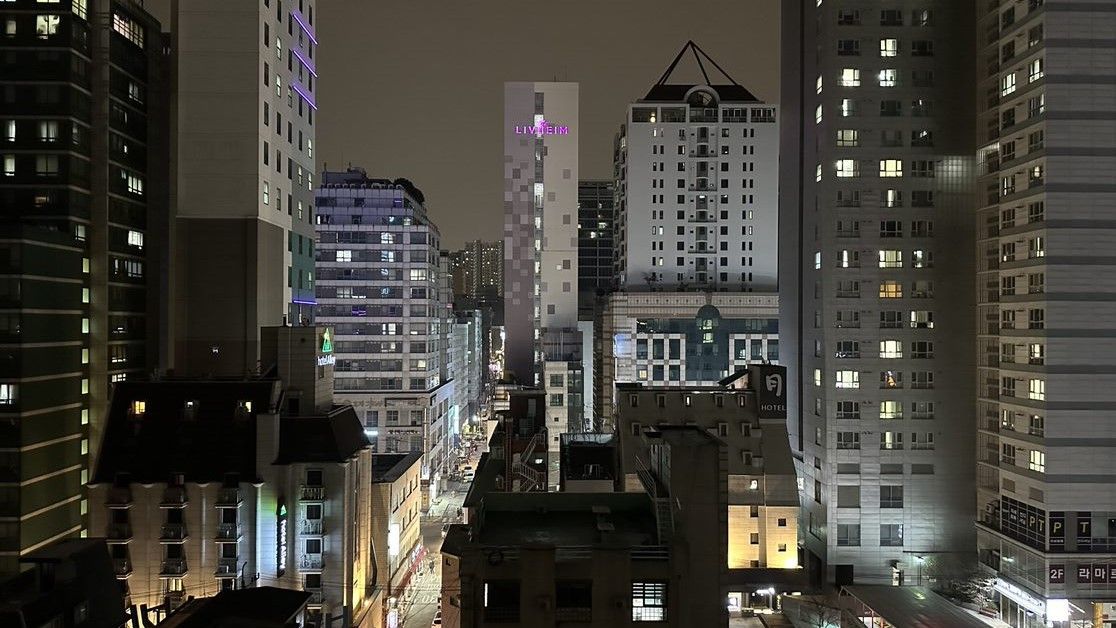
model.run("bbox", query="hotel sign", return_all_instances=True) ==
[277,501,288,576]
[317,329,335,366]
[514,118,569,137]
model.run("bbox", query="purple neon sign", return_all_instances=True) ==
[290,10,318,45]
[514,118,569,137]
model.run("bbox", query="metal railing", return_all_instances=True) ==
[216,488,242,506]
[217,523,242,541]
[300,485,326,501]
[160,523,188,541]
[160,558,187,576]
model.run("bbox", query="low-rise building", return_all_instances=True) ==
[87,327,376,628]
[596,292,780,431]
[615,366,803,598]
[157,587,313,628]
[370,452,424,627]
[0,539,129,628]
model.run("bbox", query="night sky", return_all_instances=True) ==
[318,0,780,248]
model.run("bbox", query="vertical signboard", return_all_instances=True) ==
[277,500,288,576]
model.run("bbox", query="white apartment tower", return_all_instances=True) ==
[976,2,1116,626]
[146,0,319,375]
[615,42,779,293]
[315,169,454,478]
[781,1,976,586]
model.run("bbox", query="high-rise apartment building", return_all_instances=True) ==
[315,169,453,479]
[0,0,168,574]
[449,239,502,303]
[615,42,779,293]
[576,179,615,313]
[781,1,976,584]
[973,3,1116,626]
[147,0,319,375]
[503,81,579,382]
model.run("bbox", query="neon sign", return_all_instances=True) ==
[316,354,335,367]
[514,118,569,137]
[321,329,333,353]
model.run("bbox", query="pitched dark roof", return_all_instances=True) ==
[371,452,423,483]
[273,406,369,464]
[160,587,311,628]
[93,379,282,484]
[642,40,759,103]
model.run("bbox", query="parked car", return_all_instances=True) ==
[431,611,442,626]
[441,523,451,538]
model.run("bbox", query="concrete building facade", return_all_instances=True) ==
[0,0,169,574]
[972,2,1116,626]
[780,0,977,585]
[314,168,453,475]
[502,81,579,383]
[615,42,779,293]
[596,292,780,431]
[146,0,319,375]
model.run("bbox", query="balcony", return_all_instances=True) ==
[300,519,324,535]
[215,557,239,577]
[688,183,717,192]
[106,523,133,542]
[107,486,133,507]
[113,558,133,577]
[300,486,326,501]
[216,523,242,541]
[555,608,592,622]
[160,486,187,507]
[216,488,242,507]
[306,590,324,605]
[159,559,187,577]
[159,523,188,542]
[299,553,325,570]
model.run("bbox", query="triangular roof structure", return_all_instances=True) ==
[643,40,759,103]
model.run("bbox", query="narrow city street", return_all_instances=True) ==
[401,434,486,627]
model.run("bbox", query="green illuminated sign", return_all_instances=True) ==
[321,329,333,354]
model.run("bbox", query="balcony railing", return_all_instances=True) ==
[300,486,326,501]
[215,557,239,577]
[555,608,592,622]
[160,559,187,576]
[113,558,133,577]
[300,553,325,570]
[160,486,187,507]
[300,519,324,535]
[107,486,132,507]
[160,523,188,542]
[107,523,133,541]
[217,523,242,541]
[216,487,242,507]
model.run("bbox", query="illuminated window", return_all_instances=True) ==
[836,129,858,147]
[879,159,903,177]
[631,582,667,622]
[335,250,352,262]
[1029,450,1045,473]
[835,159,858,178]
[880,38,898,57]
[1001,72,1016,96]
[130,400,146,416]
[879,401,902,419]
[1028,378,1045,401]
[839,68,860,87]
[1029,58,1044,82]
[879,281,902,298]
[878,69,898,87]
[835,370,859,389]
[879,340,903,359]
[878,250,902,268]
[112,12,144,47]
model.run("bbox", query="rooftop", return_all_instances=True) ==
[841,586,990,628]
[474,492,659,548]
[372,452,423,483]
[160,587,311,628]
[274,407,369,464]
[92,379,282,485]
[641,41,759,103]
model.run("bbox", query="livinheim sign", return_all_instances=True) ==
[514,118,569,137]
